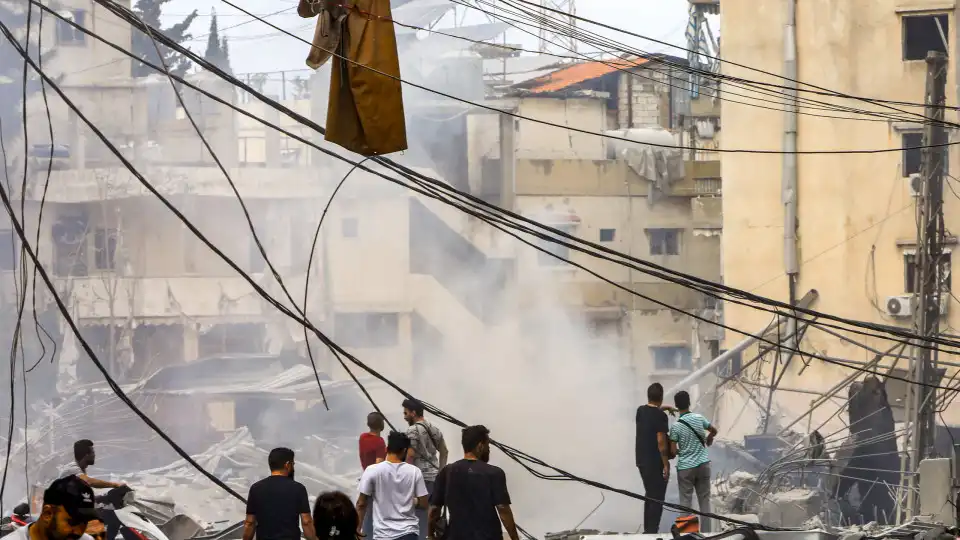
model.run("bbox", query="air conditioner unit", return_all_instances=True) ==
[885,295,916,318]
[908,173,923,197]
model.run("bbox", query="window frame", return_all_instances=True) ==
[599,228,616,243]
[650,345,693,372]
[56,9,87,46]
[537,223,575,267]
[902,13,950,61]
[647,228,682,256]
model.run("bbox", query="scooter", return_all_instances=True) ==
[0,489,171,540]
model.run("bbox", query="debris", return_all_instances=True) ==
[758,488,823,528]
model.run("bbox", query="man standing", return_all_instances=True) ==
[428,426,519,540]
[59,440,125,489]
[357,432,429,540]
[402,399,448,540]
[360,412,387,470]
[243,448,318,540]
[360,412,388,537]
[11,476,98,540]
[668,391,718,532]
[635,383,671,533]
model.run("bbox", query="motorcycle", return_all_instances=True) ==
[0,489,172,540]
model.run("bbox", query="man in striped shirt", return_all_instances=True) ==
[668,391,717,532]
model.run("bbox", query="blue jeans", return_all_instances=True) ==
[415,480,435,540]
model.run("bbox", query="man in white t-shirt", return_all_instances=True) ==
[356,432,429,540]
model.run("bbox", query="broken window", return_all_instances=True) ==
[52,212,89,277]
[715,349,743,378]
[647,228,681,255]
[198,323,266,357]
[903,14,949,61]
[334,312,399,348]
[651,345,693,371]
[903,132,923,177]
[0,232,18,271]
[587,317,621,339]
[905,252,952,294]
[56,10,86,45]
[537,224,574,266]
[94,228,118,270]
[599,228,616,242]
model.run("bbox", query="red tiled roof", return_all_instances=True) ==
[517,58,646,94]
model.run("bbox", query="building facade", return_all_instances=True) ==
[720,0,960,438]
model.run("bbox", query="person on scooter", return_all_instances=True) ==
[59,440,126,490]
[10,476,98,540]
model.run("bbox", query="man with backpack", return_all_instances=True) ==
[402,399,448,540]
[668,391,718,533]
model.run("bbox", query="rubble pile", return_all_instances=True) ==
[113,428,360,527]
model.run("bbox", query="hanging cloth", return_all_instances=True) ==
[300,0,408,156]
[301,0,347,69]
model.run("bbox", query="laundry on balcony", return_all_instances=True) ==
[299,0,408,156]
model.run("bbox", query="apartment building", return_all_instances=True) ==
[465,58,723,398]
[719,0,960,437]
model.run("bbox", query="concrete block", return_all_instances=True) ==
[918,457,954,524]
[758,489,823,528]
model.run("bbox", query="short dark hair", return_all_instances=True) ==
[313,492,358,540]
[674,391,691,411]
[386,431,411,455]
[647,383,664,403]
[461,425,490,453]
[73,439,94,462]
[367,412,385,431]
[268,447,295,471]
[402,398,424,417]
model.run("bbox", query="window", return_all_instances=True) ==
[587,318,621,339]
[334,313,399,348]
[648,228,681,255]
[903,14,949,61]
[0,232,17,271]
[716,349,744,378]
[93,228,118,270]
[56,10,86,45]
[905,252,952,294]
[537,224,574,266]
[342,218,358,238]
[52,213,89,277]
[651,345,693,372]
[902,131,948,177]
[599,228,616,242]
[903,132,923,177]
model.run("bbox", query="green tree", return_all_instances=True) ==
[203,9,232,74]
[130,0,198,78]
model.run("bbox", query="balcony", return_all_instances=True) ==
[56,276,269,321]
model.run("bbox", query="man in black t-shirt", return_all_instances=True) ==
[635,383,673,533]
[428,426,519,540]
[242,448,318,540]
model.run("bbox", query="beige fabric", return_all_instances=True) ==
[303,0,347,69]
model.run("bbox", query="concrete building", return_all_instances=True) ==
[718,0,960,438]
[465,58,723,397]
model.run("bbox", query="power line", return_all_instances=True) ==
[219,0,960,155]
[61,0,960,362]
[1,23,789,531]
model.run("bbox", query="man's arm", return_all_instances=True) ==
[437,438,449,469]
[705,422,718,446]
[427,466,447,540]
[300,513,318,540]
[656,433,670,480]
[496,505,520,540]
[356,494,369,536]
[669,441,679,459]
[241,515,256,540]
[427,505,443,540]
[79,475,124,489]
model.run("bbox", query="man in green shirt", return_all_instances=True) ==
[668,391,718,532]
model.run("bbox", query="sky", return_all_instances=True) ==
[159,0,698,76]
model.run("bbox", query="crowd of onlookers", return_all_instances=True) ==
[23,398,518,540]
[25,387,713,540]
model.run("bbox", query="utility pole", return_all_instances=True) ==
[903,50,948,520]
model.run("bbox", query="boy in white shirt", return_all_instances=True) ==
[356,432,429,540]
